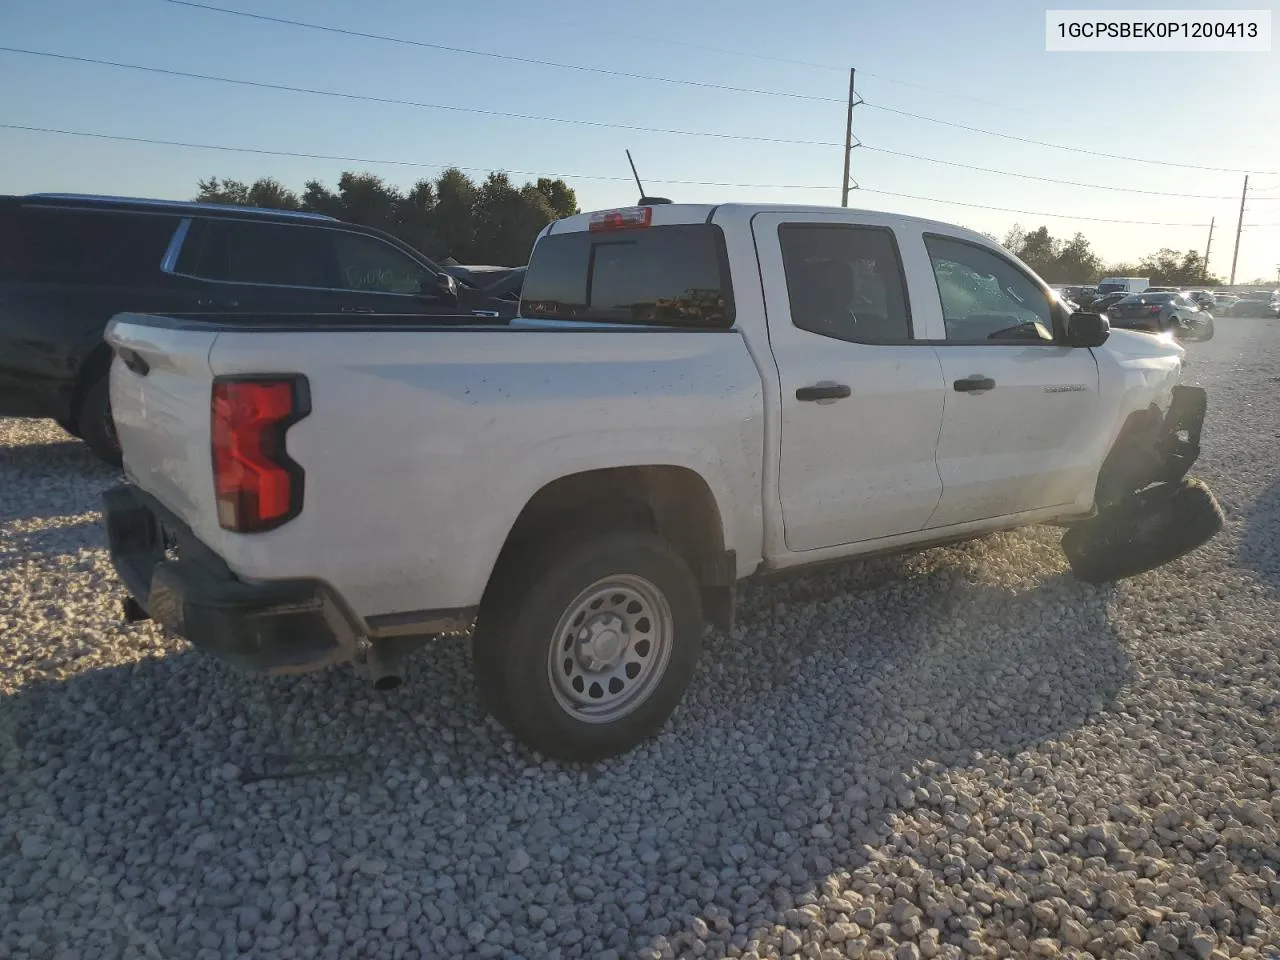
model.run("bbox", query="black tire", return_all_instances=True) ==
[1062,478,1224,584]
[77,374,122,467]
[472,529,704,762]
[1199,316,1215,341]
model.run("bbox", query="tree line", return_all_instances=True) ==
[992,224,1221,287]
[194,169,579,267]
[195,171,1229,285]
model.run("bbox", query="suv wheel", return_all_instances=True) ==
[78,374,122,467]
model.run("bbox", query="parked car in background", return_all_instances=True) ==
[0,193,515,463]
[1050,284,1091,306]
[1094,276,1150,297]
[1107,292,1214,340]
[1186,290,1217,312]
[477,266,526,319]
[1224,290,1280,318]
[1209,292,1239,312]
[1090,291,1132,314]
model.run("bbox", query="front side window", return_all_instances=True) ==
[330,231,435,295]
[778,224,912,343]
[925,235,1055,343]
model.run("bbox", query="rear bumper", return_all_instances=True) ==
[102,484,362,673]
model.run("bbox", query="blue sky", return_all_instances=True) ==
[2,0,1278,281]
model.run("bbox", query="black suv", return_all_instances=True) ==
[0,193,505,463]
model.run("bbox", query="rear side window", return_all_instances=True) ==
[175,219,337,289]
[0,207,179,285]
[520,224,734,327]
[778,224,912,343]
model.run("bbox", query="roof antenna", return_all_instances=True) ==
[626,149,671,205]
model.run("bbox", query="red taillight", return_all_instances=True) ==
[211,376,309,533]
[1145,305,1162,314]
[588,207,653,232]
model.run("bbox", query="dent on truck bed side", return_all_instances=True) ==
[206,326,767,622]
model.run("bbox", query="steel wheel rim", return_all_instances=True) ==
[546,573,673,724]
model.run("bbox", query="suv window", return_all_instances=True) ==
[175,219,337,288]
[778,224,912,343]
[330,231,434,295]
[0,207,180,285]
[521,224,733,327]
[925,235,1055,343]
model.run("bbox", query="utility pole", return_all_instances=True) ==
[1203,217,1214,282]
[1229,174,1248,285]
[841,68,857,207]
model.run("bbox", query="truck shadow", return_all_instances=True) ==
[1,535,1127,958]
[1238,477,1280,592]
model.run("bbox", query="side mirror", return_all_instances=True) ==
[420,272,458,302]
[1064,311,1110,348]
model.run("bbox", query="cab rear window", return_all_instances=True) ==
[520,223,734,327]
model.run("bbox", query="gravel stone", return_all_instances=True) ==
[3,321,1280,958]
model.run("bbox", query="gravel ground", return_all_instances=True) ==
[2,319,1278,960]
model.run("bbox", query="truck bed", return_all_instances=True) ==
[105,311,766,624]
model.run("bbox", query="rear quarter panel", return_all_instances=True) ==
[206,327,766,621]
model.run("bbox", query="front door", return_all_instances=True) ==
[919,233,1102,528]
[752,213,947,552]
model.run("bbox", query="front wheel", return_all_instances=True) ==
[1062,478,1223,584]
[472,529,704,762]
[1198,316,1215,341]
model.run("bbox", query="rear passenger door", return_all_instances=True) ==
[752,212,947,551]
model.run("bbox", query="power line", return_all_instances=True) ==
[160,0,1276,177]
[861,102,1280,176]
[385,0,1038,115]
[861,146,1241,199]
[161,0,845,105]
[0,122,1221,229]
[0,123,832,189]
[0,47,842,148]
[856,188,1208,227]
[10,46,1272,207]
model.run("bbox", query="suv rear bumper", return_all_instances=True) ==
[102,484,362,673]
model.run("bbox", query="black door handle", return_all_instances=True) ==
[953,376,996,392]
[196,298,239,309]
[796,383,852,402]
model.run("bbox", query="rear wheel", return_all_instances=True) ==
[1062,478,1223,584]
[472,529,704,762]
[77,374,122,467]
[1199,316,1215,341]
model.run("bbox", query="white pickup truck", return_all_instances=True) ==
[102,202,1222,761]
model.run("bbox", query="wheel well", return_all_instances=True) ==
[496,466,734,627]
[1093,404,1164,509]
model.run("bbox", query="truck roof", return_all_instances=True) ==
[544,202,1000,247]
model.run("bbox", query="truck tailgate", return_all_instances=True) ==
[105,314,221,546]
